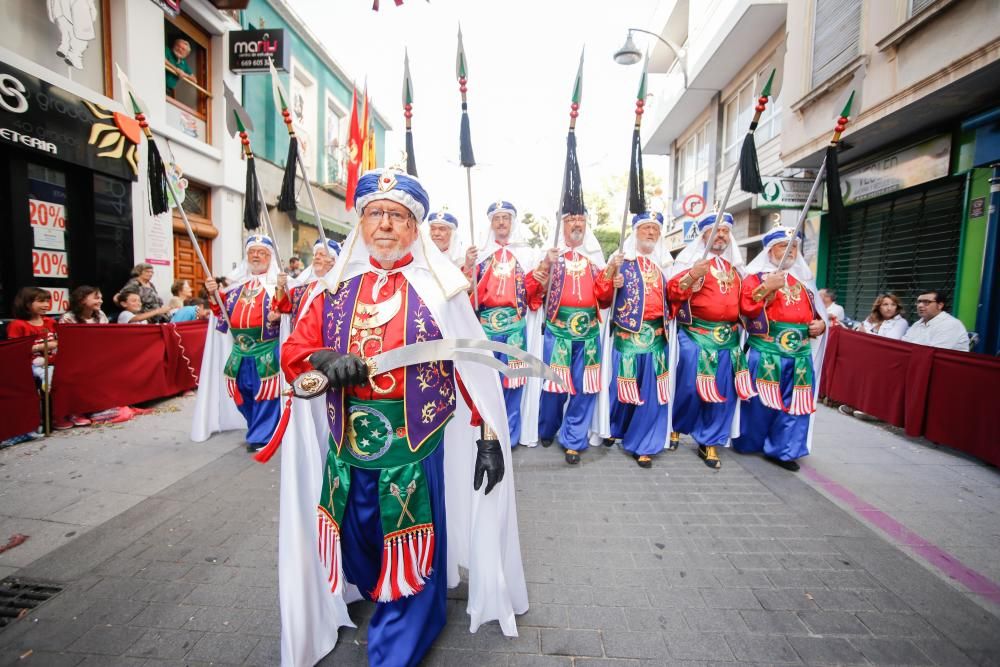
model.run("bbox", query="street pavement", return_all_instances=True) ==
[1,396,998,666]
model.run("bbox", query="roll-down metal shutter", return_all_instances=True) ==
[827,177,964,322]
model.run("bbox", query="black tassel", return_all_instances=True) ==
[146,140,170,216]
[244,157,261,231]
[739,131,764,194]
[459,109,475,168]
[627,127,645,214]
[561,131,584,215]
[277,137,298,214]
[825,144,846,232]
[405,130,418,176]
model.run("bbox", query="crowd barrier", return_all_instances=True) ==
[0,320,208,442]
[820,327,1000,467]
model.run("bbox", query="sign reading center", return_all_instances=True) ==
[229,29,289,74]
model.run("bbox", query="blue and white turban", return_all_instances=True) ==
[427,210,459,228]
[632,211,664,228]
[762,224,804,249]
[244,234,276,253]
[354,169,429,222]
[696,212,734,232]
[313,237,342,258]
[487,200,517,221]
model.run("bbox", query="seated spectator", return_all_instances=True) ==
[902,289,969,352]
[170,297,209,322]
[8,287,89,430]
[167,279,194,314]
[120,263,168,323]
[856,293,908,340]
[819,288,849,327]
[117,289,170,324]
[60,285,109,324]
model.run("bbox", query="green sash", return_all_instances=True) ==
[613,321,669,405]
[680,317,749,403]
[747,321,815,415]
[223,327,278,380]
[481,306,527,389]
[545,306,600,394]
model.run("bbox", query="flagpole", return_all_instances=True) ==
[134,107,230,327]
[456,25,479,311]
[700,68,777,261]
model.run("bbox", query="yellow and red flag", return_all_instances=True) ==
[344,85,363,209]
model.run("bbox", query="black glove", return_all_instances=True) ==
[474,438,505,495]
[309,350,370,389]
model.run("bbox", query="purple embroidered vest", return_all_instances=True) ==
[612,258,669,333]
[214,282,281,341]
[741,273,820,337]
[544,254,602,323]
[476,251,528,319]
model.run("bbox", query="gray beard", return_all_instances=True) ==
[367,240,414,264]
[637,240,657,255]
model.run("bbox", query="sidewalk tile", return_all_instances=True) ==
[601,630,666,659]
[798,610,872,635]
[185,633,258,663]
[663,631,735,661]
[849,637,934,666]
[739,610,810,635]
[126,628,203,660]
[725,634,801,664]
[787,636,867,665]
[66,625,145,655]
[539,629,603,657]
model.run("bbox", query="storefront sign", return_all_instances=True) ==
[33,249,69,278]
[46,287,70,314]
[839,135,951,206]
[33,227,65,250]
[756,177,823,210]
[229,29,289,73]
[970,196,986,219]
[0,63,138,181]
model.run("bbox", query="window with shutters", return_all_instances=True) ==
[722,62,784,168]
[676,120,711,199]
[909,0,935,16]
[826,177,964,323]
[811,0,862,89]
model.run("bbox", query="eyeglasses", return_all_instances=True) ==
[364,209,412,225]
[915,299,939,305]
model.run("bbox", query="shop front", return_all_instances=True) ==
[0,61,138,317]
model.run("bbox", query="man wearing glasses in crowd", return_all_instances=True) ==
[902,289,970,352]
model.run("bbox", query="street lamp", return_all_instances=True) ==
[614,28,688,88]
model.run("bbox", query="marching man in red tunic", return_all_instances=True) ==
[733,224,827,470]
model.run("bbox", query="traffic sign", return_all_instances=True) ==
[682,193,706,218]
[682,219,699,244]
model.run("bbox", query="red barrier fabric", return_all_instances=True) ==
[0,337,41,441]
[821,327,1000,467]
[51,320,208,418]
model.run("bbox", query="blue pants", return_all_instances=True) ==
[235,357,280,446]
[538,330,598,452]
[610,349,670,457]
[732,348,811,462]
[341,446,448,667]
[671,327,737,447]
[486,330,524,447]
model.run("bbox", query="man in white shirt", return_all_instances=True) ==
[902,289,970,352]
[819,288,846,326]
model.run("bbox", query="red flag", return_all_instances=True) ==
[345,85,363,209]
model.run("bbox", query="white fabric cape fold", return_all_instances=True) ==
[190,314,244,442]
[275,225,527,666]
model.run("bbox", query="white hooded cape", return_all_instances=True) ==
[276,225,528,667]
[473,222,543,446]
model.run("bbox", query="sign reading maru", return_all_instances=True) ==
[229,29,289,73]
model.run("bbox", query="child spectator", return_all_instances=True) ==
[8,287,89,430]
[60,285,110,324]
[117,289,170,324]
[170,297,209,322]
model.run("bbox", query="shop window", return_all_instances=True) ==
[324,92,346,186]
[811,0,861,89]
[164,14,212,143]
[2,0,111,94]
[722,62,783,169]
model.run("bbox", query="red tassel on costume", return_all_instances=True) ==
[734,368,757,400]
[254,375,280,402]
[656,372,670,405]
[504,360,527,389]
[756,380,784,411]
[788,385,815,416]
[583,365,601,394]
[317,508,344,594]
[253,394,292,463]
[696,375,726,403]
[544,366,574,395]
[227,378,243,406]
[616,377,643,405]
[372,526,434,602]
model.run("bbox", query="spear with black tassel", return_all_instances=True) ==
[115,65,229,326]
[269,59,328,246]
[456,25,479,310]
[608,53,649,334]
[223,84,281,259]
[403,49,418,176]
[542,48,585,322]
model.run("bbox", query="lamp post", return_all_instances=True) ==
[614,28,687,89]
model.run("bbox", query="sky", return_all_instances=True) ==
[292,0,670,239]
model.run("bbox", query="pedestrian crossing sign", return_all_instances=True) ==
[683,219,698,244]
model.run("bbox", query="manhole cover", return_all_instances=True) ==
[0,578,63,630]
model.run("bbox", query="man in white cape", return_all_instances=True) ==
[732,223,828,471]
[274,169,526,667]
[464,200,544,448]
[426,208,466,266]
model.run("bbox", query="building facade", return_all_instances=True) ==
[240,0,389,264]
[782,0,1000,346]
